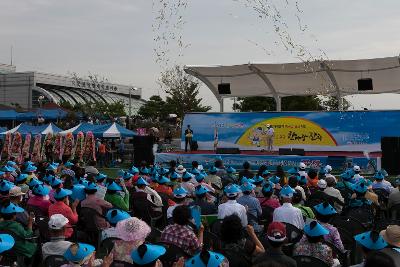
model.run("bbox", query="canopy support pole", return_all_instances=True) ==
[219,98,224,112]
[248,64,281,111]
[320,62,343,111]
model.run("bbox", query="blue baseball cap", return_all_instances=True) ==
[279,185,295,198]
[137,177,149,186]
[355,231,388,250]
[151,173,160,182]
[64,243,95,263]
[25,165,37,173]
[224,184,241,197]
[15,173,28,183]
[304,221,329,237]
[209,166,218,174]
[106,209,131,225]
[185,250,225,267]
[0,234,14,254]
[195,184,209,196]
[241,182,256,192]
[54,188,72,200]
[269,176,281,184]
[173,187,188,198]
[50,177,63,188]
[182,172,193,180]
[226,166,236,173]
[32,184,50,196]
[253,175,264,184]
[373,171,385,180]
[71,184,86,201]
[313,202,337,216]
[159,168,170,175]
[43,174,55,183]
[1,202,24,214]
[119,170,133,180]
[131,244,166,265]
[85,182,98,191]
[195,173,206,182]
[95,173,107,181]
[27,178,43,188]
[380,169,388,177]
[129,166,140,174]
[0,181,13,193]
[157,176,171,185]
[262,181,274,193]
[262,169,271,176]
[241,177,255,184]
[46,164,57,171]
[24,161,34,166]
[6,161,16,167]
[1,166,15,173]
[107,181,122,191]
[190,168,200,175]
[170,172,180,180]
[64,161,74,168]
[140,167,150,175]
[352,181,368,194]
[287,167,298,175]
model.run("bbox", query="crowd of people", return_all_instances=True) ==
[0,156,398,267]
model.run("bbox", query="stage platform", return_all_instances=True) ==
[155,150,380,172]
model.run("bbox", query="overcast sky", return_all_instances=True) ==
[1,0,400,111]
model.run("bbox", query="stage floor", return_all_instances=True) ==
[166,150,382,158]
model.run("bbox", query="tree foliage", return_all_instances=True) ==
[138,95,168,121]
[160,65,211,119]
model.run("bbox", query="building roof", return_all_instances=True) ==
[184,56,400,100]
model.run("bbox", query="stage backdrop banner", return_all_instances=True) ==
[155,153,377,173]
[181,111,399,152]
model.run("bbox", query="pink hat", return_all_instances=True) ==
[115,217,151,242]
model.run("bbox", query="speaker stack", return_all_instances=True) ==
[133,136,155,165]
[381,137,400,175]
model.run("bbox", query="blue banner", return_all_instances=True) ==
[181,111,398,152]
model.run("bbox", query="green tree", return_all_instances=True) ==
[160,65,211,119]
[138,95,168,120]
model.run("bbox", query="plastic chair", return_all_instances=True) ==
[292,255,330,267]
[132,198,163,227]
[44,255,69,267]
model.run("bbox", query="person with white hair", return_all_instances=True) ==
[298,162,307,177]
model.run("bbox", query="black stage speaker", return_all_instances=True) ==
[358,78,373,91]
[279,148,305,156]
[381,137,400,175]
[216,147,240,154]
[133,136,154,165]
[218,83,231,94]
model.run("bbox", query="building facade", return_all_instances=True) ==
[0,63,144,115]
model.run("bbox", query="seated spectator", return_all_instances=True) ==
[293,221,334,266]
[238,182,262,230]
[219,214,264,267]
[257,181,280,209]
[324,176,344,213]
[81,182,113,230]
[101,209,131,241]
[48,188,79,239]
[195,173,215,194]
[349,182,373,208]
[288,175,306,201]
[353,230,388,267]
[186,249,228,267]
[27,183,52,215]
[112,217,151,264]
[253,222,297,267]
[167,187,188,220]
[94,173,108,200]
[181,172,197,197]
[131,244,167,267]
[15,173,29,194]
[239,161,254,179]
[380,225,400,250]
[306,169,319,189]
[0,201,37,260]
[190,184,217,215]
[205,166,222,190]
[42,214,73,260]
[218,184,247,227]
[306,179,336,207]
[62,242,102,267]
[104,180,129,211]
[388,179,400,209]
[292,189,315,220]
[313,202,344,252]
[154,176,175,204]
[49,176,63,203]
[85,160,99,175]
[132,177,163,210]
[273,185,304,230]
[253,175,265,197]
[0,180,13,202]
[160,205,204,255]
[222,166,238,187]
[0,233,15,263]
[372,171,393,194]
[9,186,29,227]
[365,250,397,267]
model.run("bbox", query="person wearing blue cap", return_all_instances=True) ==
[49,188,79,239]
[348,181,374,209]
[24,164,38,183]
[181,171,196,197]
[15,173,29,194]
[93,172,107,200]
[293,221,335,266]
[238,182,262,230]
[288,175,306,201]
[388,178,400,209]
[218,184,248,227]
[27,183,51,215]
[354,230,388,267]
[130,243,166,266]
[63,242,99,266]
[239,161,254,179]
[81,181,113,230]
[292,189,316,221]
[0,233,14,262]
[49,176,63,203]
[273,185,304,230]
[167,187,189,220]
[185,249,227,267]
[205,166,222,190]
[222,166,237,187]
[0,201,37,259]
[258,181,280,209]
[189,184,217,215]
[132,177,163,210]
[372,171,393,194]
[101,209,131,242]
[313,202,344,252]
[105,179,130,211]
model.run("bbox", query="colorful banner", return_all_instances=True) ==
[181,111,400,152]
[155,153,378,173]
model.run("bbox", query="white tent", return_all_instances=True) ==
[185,56,400,111]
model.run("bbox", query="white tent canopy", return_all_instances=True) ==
[184,56,400,111]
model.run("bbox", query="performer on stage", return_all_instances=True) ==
[184,125,193,152]
[265,124,275,151]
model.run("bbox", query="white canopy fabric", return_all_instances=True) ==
[185,56,400,110]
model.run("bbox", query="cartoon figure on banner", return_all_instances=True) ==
[32,134,42,162]
[248,127,263,147]
[22,133,31,159]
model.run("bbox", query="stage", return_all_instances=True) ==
[155,150,380,172]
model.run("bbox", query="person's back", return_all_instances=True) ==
[238,193,261,221]
[190,198,217,215]
[388,186,400,209]
[293,236,333,266]
[42,214,72,260]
